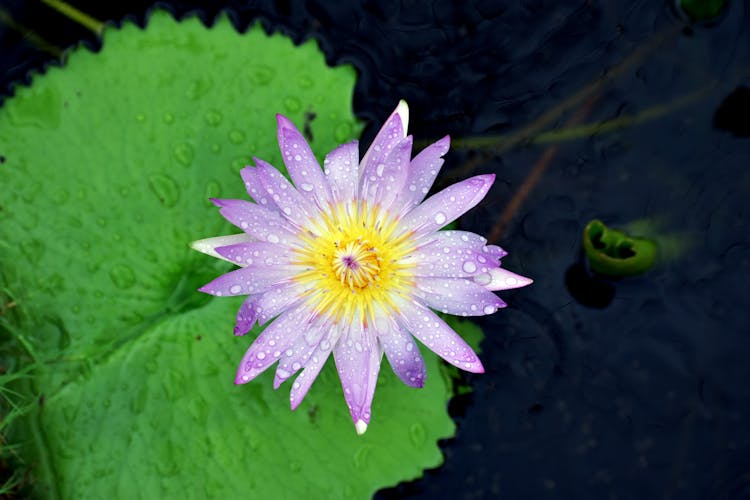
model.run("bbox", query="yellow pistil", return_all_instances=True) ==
[292,199,416,326]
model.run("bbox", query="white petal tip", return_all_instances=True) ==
[354,419,368,435]
[190,234,252,262]
[485,268,533,291]
[395,100,409,135]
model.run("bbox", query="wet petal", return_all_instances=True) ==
[482,267,533,291]
[215,241,292,268]
[396,135,450,212]
[209,198,298,245]
[198,265,291,296]
[333,323,382,434]
[398,174,495,236]
[324,141,359,203]
[190,233,252,262]
[360,101,408,180]
[361,136,413,212]
[377,317,426,388]
[255,283,305,325]
[254,158,317,226]
[277,114,331,207]
[289,343,333,410]
[274,325,330,388]
[240,166,265,204]
[234,306,308,384]
[415,277,506,316]
[233,296,258,336]
[397,299,484,373]
[405,244,501,278]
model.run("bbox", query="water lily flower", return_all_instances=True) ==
[192,101,532,434]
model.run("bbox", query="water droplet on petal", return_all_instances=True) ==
[462,261,477,273]
[300,183,314,192]
[267,234,280,244]
[434,212,446,224]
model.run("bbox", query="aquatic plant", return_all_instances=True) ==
[193,101,532,434]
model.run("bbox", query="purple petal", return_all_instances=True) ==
[395,135,450,212]
[414,277,506,316]
[398,174,495,236]
[396,299,484,373]
[418,230,489,253]
[274,326,329,388]
[480,267,533,291]
[377,318,426,388]
[333,323,382,434]
[255,283,305,325]
[276,115,331,207]
[324,141,359,202]
[239,166,264,204]
[234,296,258,336]
[254,159,317,226]
[215,241,292,267]
[234,306,309,384]
[360,101,408,181]
[198,265,291,296]
[406,245,501,278]
[210,198,298,245]
[289,343,332,410]
[360,136,413,212]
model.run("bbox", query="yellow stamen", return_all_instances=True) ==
[292,200,415,326]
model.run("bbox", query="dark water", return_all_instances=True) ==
[2,1,749,499]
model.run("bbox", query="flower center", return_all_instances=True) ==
[331,240,381,290]
[292,200,417,324]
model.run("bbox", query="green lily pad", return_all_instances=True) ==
[0,10,476,498]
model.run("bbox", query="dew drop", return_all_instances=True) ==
[109,265,136,289]
[334,122,353,142]
[229,130,246,144]
[474,272,491,286]
[173,143,194,167]
[283,96,301,112]
[148,173,180,208]
[256,351,266,360]
[52,188,69,204]
[267,234,280,244]
[204,180,221,201]
[204,109,223,126]
[249,64,275,85]
[462,261,477,273]
[434,212,447,224]
[300,183,314,192]
[409,422,426,447]
[298,75,313,89]
[230,285,242,294]
[483,305,496,314]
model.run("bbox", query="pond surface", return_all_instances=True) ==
[2,1,748,498]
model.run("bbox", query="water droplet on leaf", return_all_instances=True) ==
[148,173,180,207]
[109,264,136,289]
[174,143,194,167]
